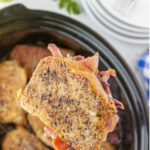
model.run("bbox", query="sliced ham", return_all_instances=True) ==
[100,81,111,97]
[99,69,116,84]
[53,136,71,150]
[44,127,58,139]
[97,69,116,97]
[97,69,124,110]
[48,44,63,58]
[74,55,84,60]
[113,99,124,109]
[44,127,72,150]
[105,115,119,132]
[79,52,99,73]
[107,132,122,146]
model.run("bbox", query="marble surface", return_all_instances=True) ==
[0,0,148,91]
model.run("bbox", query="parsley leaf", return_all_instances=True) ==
[72,2,80,14]
[57,0,81,14]
[59,0,70,8]
[67,1,72,14]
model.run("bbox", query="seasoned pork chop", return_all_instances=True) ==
[2,127,49,150]
[20,56,117,149]
[100,142,115,150]
[10,44,75,77]
[0,61,27,125]
[27,114,53,148]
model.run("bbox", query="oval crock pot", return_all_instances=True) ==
[0,4,148,150]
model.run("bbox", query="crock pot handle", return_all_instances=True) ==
[0,4,28,21]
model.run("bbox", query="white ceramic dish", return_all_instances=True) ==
[99,0,149,29]
[91,0,149,37]
[82,0,149,44]
[95,0,149,33]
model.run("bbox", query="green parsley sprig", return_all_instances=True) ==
[0,0,81,14]
[58,0,81,14]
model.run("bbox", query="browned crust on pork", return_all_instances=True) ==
[10,44,75,77]
[27,114,53,148]
[0,61,27,125]
[2,126,49,150]
[20,57,117,149]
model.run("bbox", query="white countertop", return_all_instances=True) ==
[0,0,148,89]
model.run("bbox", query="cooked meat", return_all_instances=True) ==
[10,44,75,77]
[0,61,27,125]
[107,132,121,146]
[48,44,63,58]
[20,49,119,149]
[44,127,72,150]
[97,70,124,110]
[100,142,115,150]
[27,114,53,148]
[78,52,99,74]
[2,126,49,150]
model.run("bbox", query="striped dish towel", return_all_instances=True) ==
[138,52,150,99]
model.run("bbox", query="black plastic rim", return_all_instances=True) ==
[0,4,149,150]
